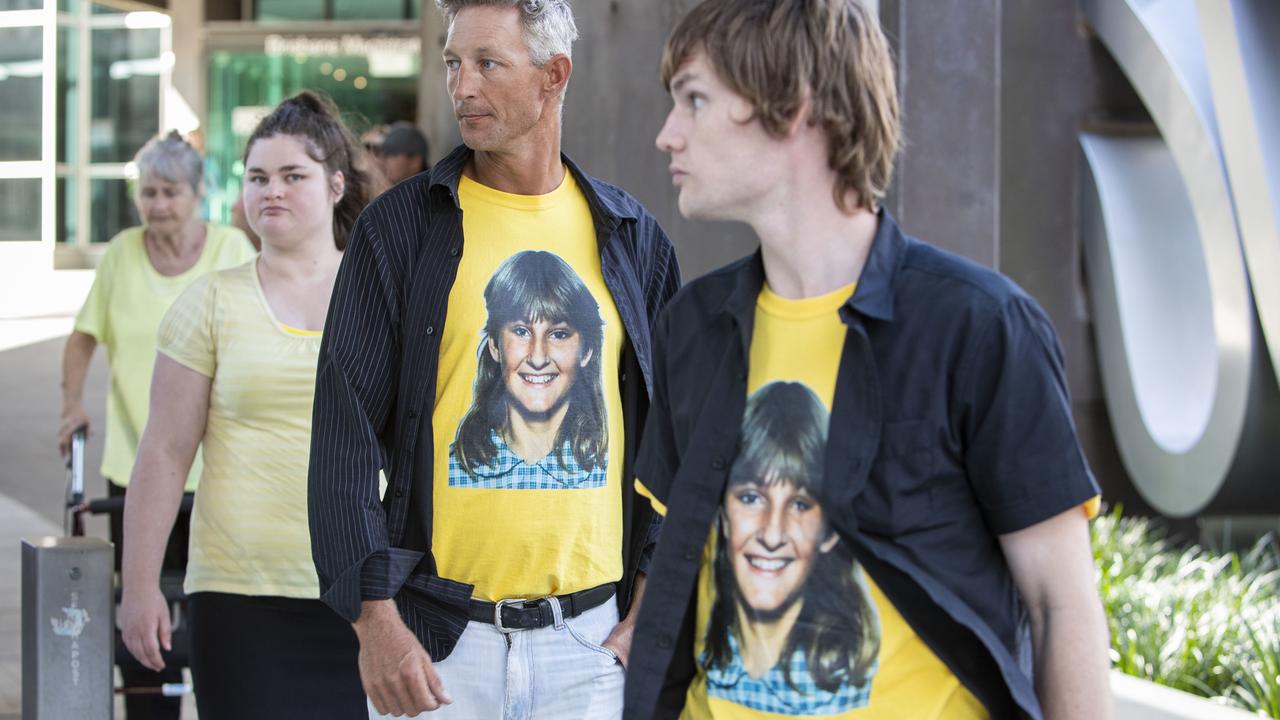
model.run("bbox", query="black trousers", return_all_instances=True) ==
[108,480,191,720]
[188,592,366,719]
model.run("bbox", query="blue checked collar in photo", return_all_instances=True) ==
[448,430,607,490]
[704,631,876,715]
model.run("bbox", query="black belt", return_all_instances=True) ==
[469,583,615,633]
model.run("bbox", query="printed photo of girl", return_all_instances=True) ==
[703,381,881,715]
[448,250,608,490]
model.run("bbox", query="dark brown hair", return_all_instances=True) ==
[243,91,384,250]
[661,0,900,213]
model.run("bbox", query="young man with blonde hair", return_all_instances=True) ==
[308,1,678,718]
[627,1,1111,718]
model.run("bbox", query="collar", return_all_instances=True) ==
[704,632,831,715]
[706,632,753,689]
[426,144,638,227]
[470,430,595,484]
[719,208,908,331]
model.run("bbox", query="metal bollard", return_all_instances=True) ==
[22,536,114,720]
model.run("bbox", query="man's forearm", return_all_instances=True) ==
[354,598,402,634]
[1032,600,1112,720]
[622,573,646,625]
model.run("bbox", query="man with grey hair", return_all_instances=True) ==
[308,1,680,718]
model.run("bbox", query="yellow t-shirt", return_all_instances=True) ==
[157,260,323,599]
[431,171,625,601]
[72,224,256,489]
[682,282,987,720]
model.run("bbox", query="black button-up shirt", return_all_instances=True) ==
[308,145,680,662]
[625,211,1098,720]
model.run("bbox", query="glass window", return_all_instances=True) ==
[333,0,411,20]
[57,176,76,244]
[57,25,78,165]
[90,178,137,244]
[58,0,79,13]
[259,0,417,20]
[0,26,43,162]
[206,47,419,223]
[90,27,161,163]
[91,2,125,14]
[0,0,43,10]
[256,0,324,21]
[0,179,41,242]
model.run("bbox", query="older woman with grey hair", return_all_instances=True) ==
[57,130,254,720]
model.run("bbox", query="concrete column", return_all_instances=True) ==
[879,0,1001,268]
[170,0,206,128]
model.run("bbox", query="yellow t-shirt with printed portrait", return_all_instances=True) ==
[680,282,987,720]
[430,170,626,602]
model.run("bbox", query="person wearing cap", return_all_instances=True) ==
[379,124,430,185]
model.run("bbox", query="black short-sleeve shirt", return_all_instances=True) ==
[624,210,1098,720]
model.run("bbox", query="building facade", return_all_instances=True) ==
[6,0,1278,522]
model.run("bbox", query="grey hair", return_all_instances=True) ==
[133,131,204,193]
[436,0,579,65]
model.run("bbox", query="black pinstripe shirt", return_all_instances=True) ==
[308,145,681,661]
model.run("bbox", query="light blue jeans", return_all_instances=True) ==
[368,595,625,720]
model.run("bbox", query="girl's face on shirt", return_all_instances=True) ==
[489,315,591,419]
[725,474,839,618]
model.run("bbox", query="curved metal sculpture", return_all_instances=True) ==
[1199,0,1280,383]
[1080,0,1278,517]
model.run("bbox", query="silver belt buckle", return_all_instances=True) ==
[493,598,528,633]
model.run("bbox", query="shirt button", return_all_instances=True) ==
[425,326,435,336]
[711,456,725,470]
[449,247,460,257]
[407,410,418,420]
[394,489,404,498]
[736,371,746,381]
[683,548,698,561]
[657,634,673,649]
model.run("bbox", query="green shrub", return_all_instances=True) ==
[1092,506,1280,716]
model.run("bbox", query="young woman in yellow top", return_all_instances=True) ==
[58,130,254,720]
[118,92,382,718]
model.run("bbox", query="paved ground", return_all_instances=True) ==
[0,321,196,717]
[0,327,109,533]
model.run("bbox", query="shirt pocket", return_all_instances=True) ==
[856,419,942,536]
